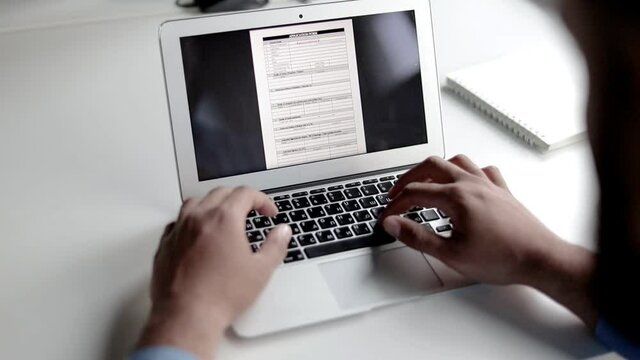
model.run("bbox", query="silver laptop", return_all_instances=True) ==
[160,0,470,337]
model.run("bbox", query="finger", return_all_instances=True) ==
[258,224,292,268]
[178,198,200,221]
[482,166,510,192]
[449,154,487,178]
[223,187,278,218]
[162,221,176,237]
[382,182,455,220]
[390,156,466,198]
[383,216,447,258]
[198,187,234,212]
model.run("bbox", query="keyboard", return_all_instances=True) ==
[246,172,452,264]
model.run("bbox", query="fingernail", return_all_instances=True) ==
[383,217,400,238]
[273,224,292,242]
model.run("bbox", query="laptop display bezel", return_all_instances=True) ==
[160,0,445,199]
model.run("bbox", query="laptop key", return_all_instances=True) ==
[318,216,337,229]
[253,216,272,228]
[310,188,326,194]
[369,221,379,231]
[292,197,311,209]
[290,223,302,235]
[377,181,393,193]
[298,234,317,246]
[420,209,440,222]
[276,200,293,212]
[363,179,378,185]
[361,185,379,196]
[324,203,344,215]
[272,213,290,225]
[438,209,450,218]
[436,224,453,232]
[328,185,344,191]
[246,220,253,231]
[336,213,355,226]
[353,210,373,223]
[305,232,395,259]
[344,188,363,199]
[352,223,372,236]
[309,194,329,206]
[359,197,378,209]
[334,226,354,239]
[379,176,395,182]
[251,243,260,253]
[404,212,423,223]
[247,231,264,243]
[316,230,336,243]
[342,200,361,212]
[292,191,308,198]
[424,223,436,233]
[248,210,258,218]
[288,239,298,249]
[284,250,305,264]
[370,207,384,219]
[307,206,327,219]
[300,220,319,233]
[289,210,309,222]
[376,194,390,205]
[274,195,290,201]
[345,182,361,188]
[327,191,346,203]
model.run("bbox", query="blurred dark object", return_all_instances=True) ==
[176,0,270,12]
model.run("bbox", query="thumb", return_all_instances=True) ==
[259,224,292,267]
[383,216,447,258]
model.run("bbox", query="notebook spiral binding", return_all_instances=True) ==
[447,79,544,148]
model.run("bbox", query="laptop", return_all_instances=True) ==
[159,0,470,337]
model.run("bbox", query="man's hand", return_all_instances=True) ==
[381,155,597,327]
[137,187,291,359]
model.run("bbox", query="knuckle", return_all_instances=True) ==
[447,184,467,202]
[235,185,253,195]
[206,186,223,196]
[181,198,196,211]
[451,154,469,163]
[485,165,499,173]
[403,182,424,196]
[424,156,440,166]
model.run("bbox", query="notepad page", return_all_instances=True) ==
[447,44,588,150]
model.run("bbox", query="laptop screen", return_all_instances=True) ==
[180,10,428,182]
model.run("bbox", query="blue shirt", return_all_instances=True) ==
[129,346,198,360]
[596,319,640,359]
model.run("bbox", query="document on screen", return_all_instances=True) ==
[250,20,367,169]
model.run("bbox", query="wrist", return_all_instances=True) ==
[519,235,598,329]
[137,299,230,360]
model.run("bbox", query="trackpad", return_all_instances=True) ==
[319,247,443,310]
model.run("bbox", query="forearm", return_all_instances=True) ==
[520,236,598,330]
[137,300,230,360]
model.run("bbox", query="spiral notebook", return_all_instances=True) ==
[446,45,588,151]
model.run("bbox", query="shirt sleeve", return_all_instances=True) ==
[128,346,199,360]
[596,319,640,359]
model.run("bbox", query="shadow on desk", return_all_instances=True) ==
[450,285,607,359]
[102,230,155,360]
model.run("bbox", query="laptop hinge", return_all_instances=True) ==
[262,164,416,195]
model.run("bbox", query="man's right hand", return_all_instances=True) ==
[381,155,597,327]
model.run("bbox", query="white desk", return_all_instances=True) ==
[0,0,614,359]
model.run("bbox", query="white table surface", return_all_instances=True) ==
[0,0,616,359]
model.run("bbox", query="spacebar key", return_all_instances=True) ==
[304,233,395,259]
